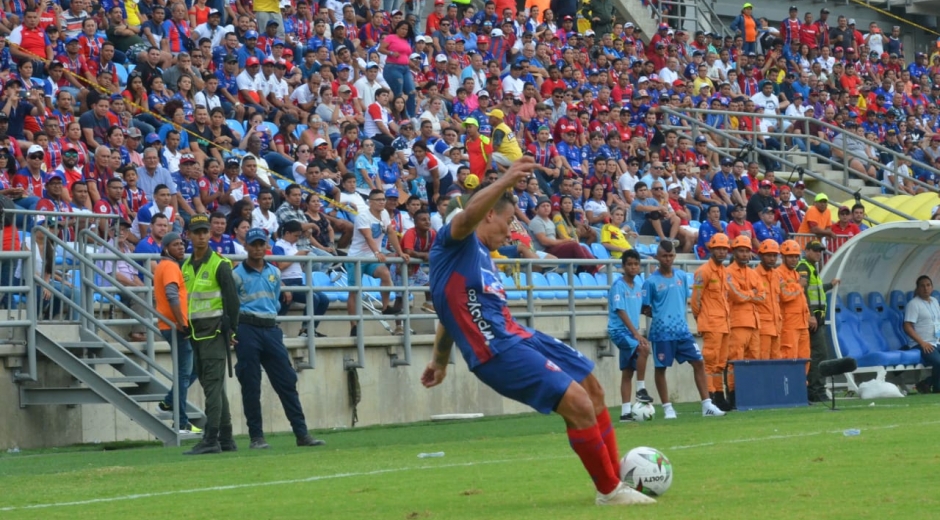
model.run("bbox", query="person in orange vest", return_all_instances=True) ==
[776,240,810,362]
[754,239,783,360]
[731,3,759,55]
[464,117,493,175]
[725,234,764,408]
[691,233,732,412]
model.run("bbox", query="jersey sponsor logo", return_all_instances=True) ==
[466,288,494,344]
[545,359,561,372]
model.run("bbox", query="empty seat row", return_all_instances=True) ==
[833,290,923,368]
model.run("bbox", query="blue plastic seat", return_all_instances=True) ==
[906,291,915,302]
[545,272,570,299]
[844,292,904,367]
[499,272,524,301]
[531,272,555,300]
[589,242,610,260]
[262,121,278,138]
[594,272,608,287]
[293,124,308,139]
[688,220,701,230]
[634,243,651,256]
[276,178,292,191]
[115,63,128,86]
[562,272,589,299]
[226,119,244,138]
[578,272,605,299]
[868,292,920,365]
[313,271,346,303]
[360,275,382,300]
[888,290,911,344]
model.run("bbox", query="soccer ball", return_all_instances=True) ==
[633,402,655,422]
[620,447,673,496]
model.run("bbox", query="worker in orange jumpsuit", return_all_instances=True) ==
[776,240,810,362]
[726,234,765,409]
[691,233,732,412]
[754,239,783,360]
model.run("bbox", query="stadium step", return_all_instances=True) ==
[19,328,207,446]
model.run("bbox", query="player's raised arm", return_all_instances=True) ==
[421,323,455,388]
[450,157,538,241]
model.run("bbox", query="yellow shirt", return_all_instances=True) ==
[600,223,631,259]
[493,122,523,161]
[125,0,142,26]
[254,0,280,13]
[692,77,714,96]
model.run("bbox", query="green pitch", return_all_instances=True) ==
[2,397,940,519]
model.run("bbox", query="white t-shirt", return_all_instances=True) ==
[273,238,304,280]
[904,296,940,347]
[251,207,278,236]
[348,209,391,257]
[195,23,233,47]
[866,33,884,56]
[339,191,368,215]
[617,171,638,196]
[289,84,317,106]
[236,70,266,96]
[501,75,525,98]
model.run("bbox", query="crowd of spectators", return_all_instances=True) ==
[0,0,937,333]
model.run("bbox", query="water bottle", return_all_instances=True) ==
[417,451,445,458]
[843,429,860,436]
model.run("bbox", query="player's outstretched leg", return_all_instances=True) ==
[556,381,655,506]
[581,374,619,469]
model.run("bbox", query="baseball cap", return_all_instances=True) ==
[189,214,211,232]
[145,133,162,144]
[463,117,480,127]
[246,228,268,244]
[180,153,197,164]
[463,173,480,190]
[694,135,707,144]
[435,54,448,62]
[125,127,142,139]
[760,206,775,214]
[759,180,773,188]
[477,90,490,98]
[339,84,352,93]
[667,182,681,192]
[794,181,805,188]
[486,108,504,119]
[245,30,258,39]
[224,54,238,63]
[814,192,829,202]
[806,240,826,252]
[366,61,380,69]
[225,157,240,167]
[266,19,279,27]
[491,28,503,37]
[246,56,261,67]
[27,144,43,156]
[313,137,328,148]
[409,52,422,60]
[385,187,399,199]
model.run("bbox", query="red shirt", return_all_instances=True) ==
[725,220,756,242]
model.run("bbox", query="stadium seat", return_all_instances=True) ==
[545,272,570,299]
[578,272,605,299]
[933,290,940,302]
[843,292,904,367]
[360,275,382,301]
[115,63,127,86]
[688,221,701,230]
[634,243,652,256]
[262,121,278,138]
[530,272,555,300]
[293,124,308,139]
[499,272,524,301]
[906,291,914,302]
[312,271,346,303]
[589,242,610,260]
[867,292,919,366]
[227,119,244,138]
[276,178,292,191]
[562,272,589,299]
[579,243,591,257]
[594,272,608,287]
[888,290,911,343]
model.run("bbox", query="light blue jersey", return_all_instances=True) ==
[642,269,693,342]
[608,275,644,347]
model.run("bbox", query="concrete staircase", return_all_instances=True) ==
[783,151,884,204]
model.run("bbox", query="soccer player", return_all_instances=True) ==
[642,241,726,420]
[607,249,653,422]
[421,157,655,506]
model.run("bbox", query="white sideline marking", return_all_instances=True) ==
[5,418,940,512]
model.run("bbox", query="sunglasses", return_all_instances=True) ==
[652,187,664,190]
[29,153,44,159]
[63,151,78,157]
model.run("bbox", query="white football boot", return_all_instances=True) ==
[596,482,657,506]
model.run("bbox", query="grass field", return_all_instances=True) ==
[2,396,940,519]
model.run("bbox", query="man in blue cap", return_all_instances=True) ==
[232,228,326,449]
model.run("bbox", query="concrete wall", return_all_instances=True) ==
[0,299,708,450]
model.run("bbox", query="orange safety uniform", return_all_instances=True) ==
[776,264,810,361]
[754,264,783,360]
[692,259,730,393]
[726,262,764,389]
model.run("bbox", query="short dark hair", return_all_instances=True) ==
[210,211,226,222]
[622,249,641,265]
[154,183,170,195]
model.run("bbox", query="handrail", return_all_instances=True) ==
[650,0,731,39]
[662,106,940,196]
[659,106,919,221]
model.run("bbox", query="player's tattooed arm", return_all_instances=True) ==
[432,324,454,366]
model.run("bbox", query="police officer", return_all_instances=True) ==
[796,240,840,403]
[232,228,326,449]
[183,214,241,455]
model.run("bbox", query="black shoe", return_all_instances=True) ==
[298,328,308,338]
[158,401,172,412]
[296,434,326,447]
[249,437,270,449]
[183,428,221,455]
[382,305,401,316]
[350,325,358,337]
[635,388,653,404]
[619,412,635,423]
[727,390,737,410]
[314,331,327,338]
[219,425,237,452]
[714,392,733,412]
[915,379,931,395]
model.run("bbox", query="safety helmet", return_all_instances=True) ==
[731,235,752,250]
[758,239,780,254]
[707,233,730,249]
[780,240,802,256]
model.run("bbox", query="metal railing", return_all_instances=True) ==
[650,0,730,39]
[661,106,940,199]
[659,107,926,221]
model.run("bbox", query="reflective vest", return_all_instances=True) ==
[182,250,231,341]
[493,122,523,161]
[797,258,825,313]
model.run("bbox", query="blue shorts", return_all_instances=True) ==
[473,331,595,414]
[345,262,383,285]
[610,332,639,371]
[653,338,702,368]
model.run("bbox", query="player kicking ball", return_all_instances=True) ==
[642,241,726,419]
[607,249,654,422]
[420,157,655,506]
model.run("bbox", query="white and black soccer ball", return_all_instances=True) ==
[632,402,655,422]
[620,446,673,496]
